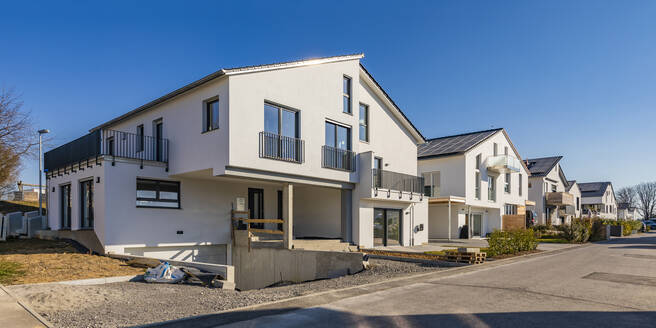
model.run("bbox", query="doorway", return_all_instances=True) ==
[471,214,482,237]
[374,208,402,246]
[154,121,163,161]
[248,188,264,229]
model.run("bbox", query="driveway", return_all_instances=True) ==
[164,233,656,328]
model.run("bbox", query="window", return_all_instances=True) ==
[264,103,298,138]
[423,171,440,197]
[504,204,517,215]
[519,174,523,196]
[204,98,219,132]
[528,181,532,189]
[107,136,115,156]
[343,76,351,113]
[576,197,580,211]
[136,125,144,152]
[359,103,369,142]
[493,143,498,156]
[504,146,508,155]
[475,172,481,199]
[325,121,351,150]
[374,157,383,170]
[488,176,496,202]
[504,173,511,193]
[137,178,180,208]
[80,180,94,228]
[475,154,481,168]
[552,184,557,192]
[60,184,71,229]
[373,157,383,187]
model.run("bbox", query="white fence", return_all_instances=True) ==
[1,211,46,241]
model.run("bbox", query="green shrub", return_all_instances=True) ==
[560,218,592,243]
[487,229,538,257]
[0,260,23,285]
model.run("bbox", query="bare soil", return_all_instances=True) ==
[0,238,143,285]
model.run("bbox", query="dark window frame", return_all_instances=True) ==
[359,103,369,142]
[343,75,352,114]
[204,98,220,132]
[60,184,71,229]
[264,102,300,138]
[136,178,181,209]
[80,179,94,229]
[136,124,144,152]
[325,121,352,150]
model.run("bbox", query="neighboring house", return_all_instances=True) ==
[566,180,582,218]
[579,182,617,220]
[617,203,638,220]
[524,156,575,225]
[44,54,429,265]
[417,128,531,239]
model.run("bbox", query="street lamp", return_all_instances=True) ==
[38,129,49,217]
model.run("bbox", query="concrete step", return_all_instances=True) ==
[292,239,354,252]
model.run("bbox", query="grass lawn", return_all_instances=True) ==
[537,238,570,244]
[0,239,144,285]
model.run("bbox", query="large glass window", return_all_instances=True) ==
[504,173,511,193]
[136,124,144,152]
[359,103,369,142]
[343,76,351,113]
[264,103,298,138]
[519,174,523,196]
[325,121,351,150]
[423,171,440,197]
[475,172,481,200]
[60,184,71,229]
[137,178,180,208]
[204,99,219,132]
[488,176,496,202]
[80,180,94,228]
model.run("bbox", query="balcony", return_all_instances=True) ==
[486,155,522,174]
[322,145,356,171]
[372,169,424,194]
[259,132,305,164]
[546,192,574,206]
[44,129,169,172]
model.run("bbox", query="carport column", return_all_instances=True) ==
[283,183,293,250]
[448,200,452,241]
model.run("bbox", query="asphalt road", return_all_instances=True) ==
[213,233,656,328]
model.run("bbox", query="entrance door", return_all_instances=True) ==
[155,121,163,161]
[472,214,482,237]
[373,208,402,246]
[248,188,264,229]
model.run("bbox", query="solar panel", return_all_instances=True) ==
[418,129,499,157]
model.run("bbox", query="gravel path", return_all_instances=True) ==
[9,259,443,328]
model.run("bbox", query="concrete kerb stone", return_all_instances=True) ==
[140,242,590,328]
[0,284,53,328]
[14,275,144,288]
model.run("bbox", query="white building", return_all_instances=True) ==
[524,156,576,225]
[44,54,429,265]
[566,180,582,218]
[617,203,638,220]
[417,128,531,239]
[579,182,617,220]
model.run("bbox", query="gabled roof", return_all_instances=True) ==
[92,53,418,134]
[417,128,502,159]
[579,182,614,198]
[523,156,562,177]
[617,202,635,210]
[566,180,578,192]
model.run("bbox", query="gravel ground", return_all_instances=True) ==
[9,259,444,328]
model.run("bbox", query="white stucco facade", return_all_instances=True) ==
[45,54,429,263]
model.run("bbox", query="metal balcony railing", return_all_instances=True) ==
[259,132,304,163]
[44,129,169,172]
[372,169,424,194]
[322,145,356,171]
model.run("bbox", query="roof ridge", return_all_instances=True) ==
[222,53,364,73]
[523,155,563,162]
[425,128,503,142]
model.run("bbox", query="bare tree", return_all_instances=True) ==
[635,182,656,220]
[0,88,37,196]
[616,186,637,207]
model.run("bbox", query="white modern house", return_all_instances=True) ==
[566,180,582,218]
[524,156,576,225]
[417,128,531,239]
[617,203,638,220]
[579,182,617,220]
[44,54,429,267]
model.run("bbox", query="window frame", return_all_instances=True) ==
[60,184,71,229]
[325,120,352,150]
[136,178,181,209]
[343,75,352,114]
[519,174,523,196]
[504,173,511,194]
[203,97,220,133]
[359,103,369,142]
[423,171,440,197]
[264,102,300,138]
[488,175,496,202]
[136,124,144,152]
[80,179,94,229]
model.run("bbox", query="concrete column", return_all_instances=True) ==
[283,183,293,250]
[447,200,452,241]
[340,189,352,243]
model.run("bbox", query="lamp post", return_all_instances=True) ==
[38,129,49,217]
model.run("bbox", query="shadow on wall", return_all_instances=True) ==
[145,309,656,328]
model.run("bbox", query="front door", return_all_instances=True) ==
[472,214,482,237]
[373,208,402,246]
[155,121,163,161]
[248,188,264,229]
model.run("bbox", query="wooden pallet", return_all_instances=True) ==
[441,251,487,264]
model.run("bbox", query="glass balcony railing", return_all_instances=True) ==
[486,155,521,173]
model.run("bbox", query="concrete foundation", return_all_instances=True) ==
[35,229,105,254]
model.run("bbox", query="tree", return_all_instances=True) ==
[635,182,656,220]
[0,89,36,197]
[616,186,637,207]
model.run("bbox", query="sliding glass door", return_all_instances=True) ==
[60,184,71,229]
[80,180,94,228]
[373,208,402,246]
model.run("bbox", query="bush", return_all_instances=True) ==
[590,218,608,241]
[487,229,538,257]
[532,224,550,238]
[560,218,592,243]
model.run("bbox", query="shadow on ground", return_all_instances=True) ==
[141,308,656,328]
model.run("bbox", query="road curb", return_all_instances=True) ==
[9,274,144,287]
[0,284,54,328]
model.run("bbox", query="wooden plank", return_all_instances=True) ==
[249,228,284,235]
[244,219,284,224]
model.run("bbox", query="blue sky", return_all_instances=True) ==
[1,1,654,189]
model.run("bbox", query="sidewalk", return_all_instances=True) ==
[0,285,49,328]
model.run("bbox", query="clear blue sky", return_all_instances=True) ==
[2,1,654,189]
